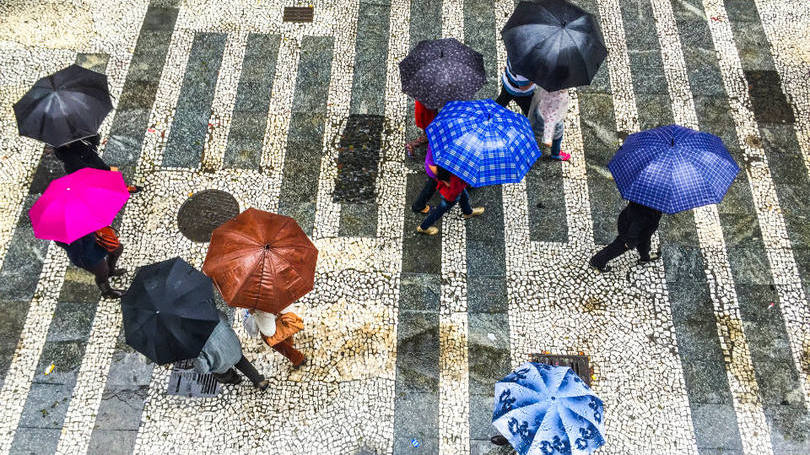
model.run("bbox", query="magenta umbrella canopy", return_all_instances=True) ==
[29,168,130,243]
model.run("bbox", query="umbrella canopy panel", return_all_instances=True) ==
[399,38,487,110]
[501,0,608,91]
[425,99,541,187]
[13,64,113,147]
[122,257,219,365]
[608,124,740,214]
[203,208,319,313]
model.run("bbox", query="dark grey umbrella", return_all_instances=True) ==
[13,64,113,147]
[399,38,486,110]
[502,0,608,91]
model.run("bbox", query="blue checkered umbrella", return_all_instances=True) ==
[425,99,541,187]
[493,363,605,455]
[608,125,739,214]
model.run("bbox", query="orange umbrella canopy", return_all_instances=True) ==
[202,208,318,313]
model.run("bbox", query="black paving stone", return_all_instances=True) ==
[126,51,169,82]
[7,428,61,455]
[467,313,511,396]
[636,93,675,130]
[33,340,86,385]
[666,280,715,324]
[28,152,65,194]
[725,246,773,285]
[744,70,795,124]
[724,0,760,22]
[0,300,28,386]
[766,408,810,454]
[45,301,96,342]
[468,393,496,440]
[16,382,72,429]
[0,213,49,301]
[680,360,735,405]
[349,1,390,116]
[752,359,804,406]
[291,37,333,114]
[674,318,727,363]
[162,33,227,167]
[729,21,777,71]
[108,109,151,138]
[338,203,377,237]
[463,0,498,99]
[334,114,385,206]
[682,48,727,96]
[661,245,707,283]
[467,277,508,313]
[117,80,160,110]
[141,6,180,30]
[659,211,702,247]
[760,125,808,184]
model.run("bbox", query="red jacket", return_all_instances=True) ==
[414,100,438,129]
[437,175,468,201]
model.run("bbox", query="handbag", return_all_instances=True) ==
[241,309,260,338]
[262,312,304,346]
[94,226,120,252]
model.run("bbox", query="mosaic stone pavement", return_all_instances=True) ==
[0,0,809,454]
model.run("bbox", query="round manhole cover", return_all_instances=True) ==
[177,190,240,242]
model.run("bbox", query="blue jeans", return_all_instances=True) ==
[420,189,472,229]
[411,177,437,213]
[531,110,564,156]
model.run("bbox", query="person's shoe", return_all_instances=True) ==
[99,283,124,299]
[110,268,128,277]
[127,185,142,193]
[463,207,485,219]
[490,435,508,446]
[420,205,430,214]
[255,378,269,390]
[549,151,571,161]
[588,259,611,273]
[293,357,308,370]
[637,252,662,265]
[417,226,439,235]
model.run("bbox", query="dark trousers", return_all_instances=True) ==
[420,190,472,229]
[212,355,264,386]
[411,177,437,213]
[590,236,652,269]
[88,245,122,290]
[495,86,533,116]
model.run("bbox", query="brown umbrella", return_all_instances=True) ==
[202,208,318,313]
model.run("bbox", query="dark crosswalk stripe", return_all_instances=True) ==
[392,2,444,453]
[277,36,334,236]
[162,33,227,168]
[336,0,393,237]
[223,34,281,169]
[671,0,810,451]
[0,53,108,391]
[617,1,745,453]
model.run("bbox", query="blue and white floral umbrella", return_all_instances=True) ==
[492,362,605,455]
[425,99,541,187]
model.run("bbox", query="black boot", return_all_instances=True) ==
[98,282,124,299]
[490,435,508,446]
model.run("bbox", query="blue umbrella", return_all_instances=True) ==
[493,362,605,455]
[608,125,739,214]
[425,99,541,187]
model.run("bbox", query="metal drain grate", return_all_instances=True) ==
[530,353,592,386]
[283,6,314,22]
[166,359,221,398]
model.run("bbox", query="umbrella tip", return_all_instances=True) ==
[264,243,271,250]
[670,138,675,146]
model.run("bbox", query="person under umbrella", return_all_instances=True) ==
[122,257,269,390]
[501,0,608,93]
[529,86,570,161]
[30,168,131,297]
[589,125,740,272]
[494,56,536,116]
[417,165,484,235]
[203,208,318,367]
[46,135,142,193]
[253,304,306,368]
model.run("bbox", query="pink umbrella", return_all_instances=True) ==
[29,168,130,243]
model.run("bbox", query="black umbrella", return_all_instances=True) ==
[13,64,113,147]
[399,38,487,110]
[122,257,219,365]
[501,0,608,91]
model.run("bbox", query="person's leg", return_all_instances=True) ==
[212,368,242,385]
[514,94,533,116]
[234,355,266,387]
[460,189,486,219]
[549,123,570,161]
[589,237,629,271]
[420,196,455,230]
[89,259,123,298]
[411,178,437,213]
[271,338,306,367]
[636,236,652,262]
[106,245,126,276]
[495,85,514,107]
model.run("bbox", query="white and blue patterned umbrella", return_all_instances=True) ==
[425,99,541,187]
[608,125,739,214]
[493,363,605,455]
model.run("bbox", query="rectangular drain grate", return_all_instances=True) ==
[166,359,221,398]
[530,353,592,386]
[283,6,314,22]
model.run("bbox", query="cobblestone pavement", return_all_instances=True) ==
[0,0,809,454]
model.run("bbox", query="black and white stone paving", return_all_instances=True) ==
[0,0,809,454]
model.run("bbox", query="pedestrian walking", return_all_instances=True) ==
[411,143,438,214]
[405,100,438,158]
[55,227,126,298]
[589,201,662,273]
[417,166,484,235]
[193,310,270,390]
[254,307,307,368]
[529,86,570,161]
[494,57,535,116]
[47,135,142,193]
